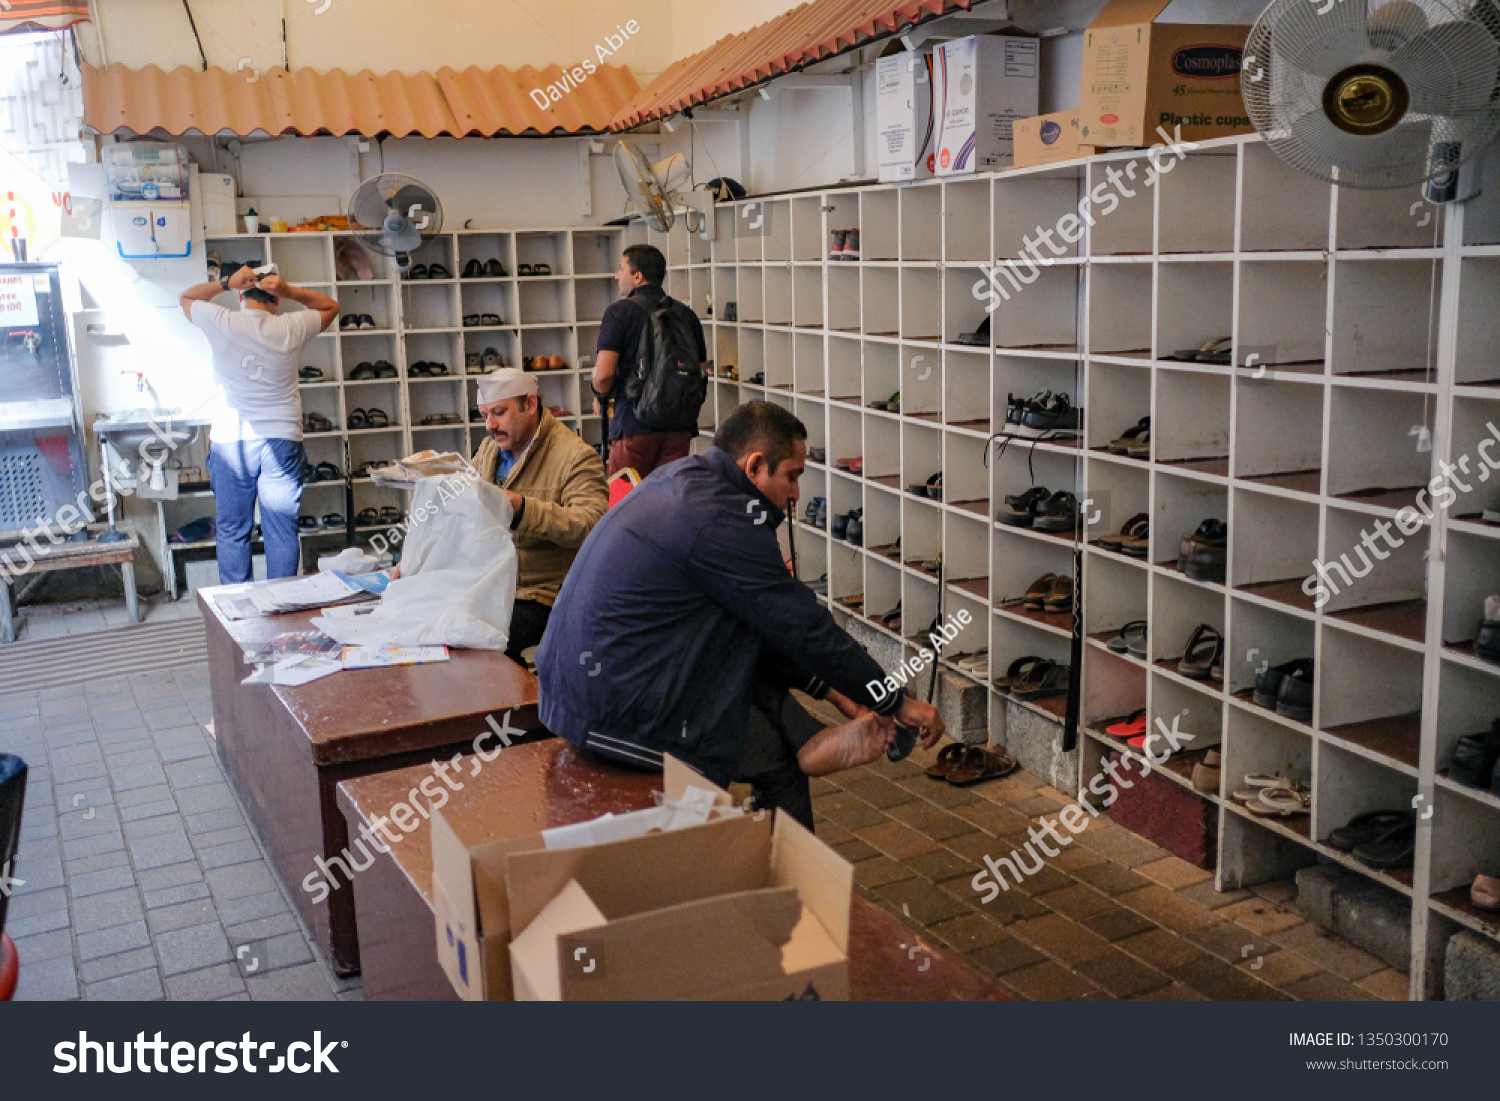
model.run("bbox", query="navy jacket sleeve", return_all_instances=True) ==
[683,514,902,716]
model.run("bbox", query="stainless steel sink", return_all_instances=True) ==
[93,408,205,454]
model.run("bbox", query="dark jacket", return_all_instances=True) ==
[535,446,901,784]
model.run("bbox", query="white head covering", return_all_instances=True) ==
[475,367,538,405]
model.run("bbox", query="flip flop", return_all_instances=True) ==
[1105,709,1147,739]
[1327,809,1414,852]
[993,655,1047,690]
[946,747,1019,786]
[1107,621,1147,655]
[1010,660,1069,700]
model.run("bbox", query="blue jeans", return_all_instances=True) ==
[208,439,306,583]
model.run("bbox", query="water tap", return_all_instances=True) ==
[122,371,160,404]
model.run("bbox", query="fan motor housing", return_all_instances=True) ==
[1322,63,1411,136]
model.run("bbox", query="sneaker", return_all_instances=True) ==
[1009,391,1081,438]
[829,229,848,260]
[841,228,860,260]
[465,352,481,370]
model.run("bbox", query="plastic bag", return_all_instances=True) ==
[312,474,517,649]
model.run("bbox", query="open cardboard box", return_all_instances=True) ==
[1078,0,1253,149]
[432,756,853,1001]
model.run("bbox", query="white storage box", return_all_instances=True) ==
[876,49,936,183]
[934,34,1039,176]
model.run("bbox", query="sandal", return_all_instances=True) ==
[366,408,390,428]
[1232,774,1295,803]
[925,743,969,781]
[1178,624,1223,680]
[1247,784,1312,817]
[481,313,501,326]
[1107,417,1150,454]
[1352,819,1417,869]
[993,655,1046,690]
[428,263,451,279]
[1098,512,1149,553]
[1105,710,1147,739]
[297,515,319,531]
[315,461,341,481]
[1010,660,1070,700]
[347,408,370,429]
[379,505,404,524]
[303,412,333,433]
[321,512,346,528]
[349,361,377,380]
[298,365,324,382]
[1107,620,1147,655]
[356,508,379,526]
[373,360,398,378]
[1022,575,1057,609]
[518,264,534,276]
[1327,809,1413,852]
[1043,575,1074,613]
[534,263,552,276]
[946,746,1019,786]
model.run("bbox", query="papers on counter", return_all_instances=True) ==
[340,645,449,668]
[247,571,374,615]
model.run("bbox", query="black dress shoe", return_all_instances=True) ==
[462,258,483,278]
[484,258,507,277]
[1451,721,1500,788]
[1476,611,1500,664]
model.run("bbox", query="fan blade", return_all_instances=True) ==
[1289,105,1433,172]
[1275,0,1371,80]
[1388,20,1500,114]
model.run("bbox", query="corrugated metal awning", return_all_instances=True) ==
[81,62,642,138]
[608,0,976,130]
[0,2,89,31]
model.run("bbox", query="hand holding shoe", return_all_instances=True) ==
[896,697,945,748]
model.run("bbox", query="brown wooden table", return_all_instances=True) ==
[337,741,1009,1001]
[199,585,541,975]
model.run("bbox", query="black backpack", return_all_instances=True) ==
[623,295,706,431]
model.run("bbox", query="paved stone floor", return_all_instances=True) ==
[1,597,1408,1001]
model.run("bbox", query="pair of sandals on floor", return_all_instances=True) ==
[925,742,1019,786]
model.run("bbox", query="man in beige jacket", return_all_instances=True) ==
[470,368,607,663]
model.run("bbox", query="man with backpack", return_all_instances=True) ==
[590,244,707,477]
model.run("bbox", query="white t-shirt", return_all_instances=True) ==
[190,301,323,442]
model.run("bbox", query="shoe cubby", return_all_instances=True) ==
[1448,398,1500,522]
[711,324,738,376]
[830,540,864,611]
[793,521,826,584]
[764,329,792,391]
[827,266,860,332]
[943,179,989,263]
[1226,598,1314,701]
[1157,150,1236,255]
[456,232,514,276]
[828,335,861,404]
[1233,379,1323,490]
[1151,470,1226,573]
[863,414,900,486]
[1154,369,1230,471]
[899,267,941,342]
[1082,648,1147,741]
[793,266,822,329]
[519,326,573,367]
[858,188,898,262]
[1225,707,1314,804]
[991,536,1073,635]
[991,614,1074,697]
[1240,142,1330,253]
[1317,628,1423,770]
[1086,154,1155,257]
[401,282,457,331]
[763,265,792,326]
[943,510,989,597]
[1087,263,1152,356]
[900,487,942,563]
[991,445,1081,540]
[516,231,569,276]
[1318,504,1429,633]
[1456,259,1500,387]
[861,268,898,336]
[572,229,622,275]
[337,283,396,330]
[1236,259,1327,371]
[791,197,823,262]
[895,345,937,422]
[712,265,737,319]
[901,421,942,500]
[862,492,901,557]
[738,327,765,384]
[942,265,987,345]
[993,353,1083,419]
[861,340,900,412]
[1156,261,1232,363]
[943,350,989,431]
[1085,362,1151,455]
[942,432,990,517]
[737,266,764,322]
[1325,386,1433,500]
[534,373,577,418]
[899,183,942,262]
[1427,789,1500,912]
[988,262,1078,351]
[1434,659,1500,802]
[993,171,1083,260]
[1330,258,1441,378]
[462,329,518,370]
[1230,488,1318,608]
[1083,553,1147,643]
[404,332,458,377]
[1149,674,1224,755]
[901,570,941,639]
[828,403,861,471]
[459,280,516,328]
[793,333,823,396]
[1081,457,1148,555]
[1151,568,1224,680]
[1335,187,1444,252]
[1439,530,1500,652]
[938,589,988,666]
[572,277,616,326]
[760,199,792,263]
[1315,741,1418,890]
[273,235,334,284]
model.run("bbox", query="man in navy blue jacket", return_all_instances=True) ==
[536,402,944,827]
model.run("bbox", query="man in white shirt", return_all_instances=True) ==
[179,265,339,582]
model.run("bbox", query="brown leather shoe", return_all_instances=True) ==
[547,354,566,369]
[1023,573,1057,609]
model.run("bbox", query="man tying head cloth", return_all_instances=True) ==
[401,367,607,664]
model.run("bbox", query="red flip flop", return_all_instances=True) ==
[1106,709,1147,740]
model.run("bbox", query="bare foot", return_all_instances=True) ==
[796,712,894,777]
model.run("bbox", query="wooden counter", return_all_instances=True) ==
[199,585,542,974]
[338,741,1009,1001]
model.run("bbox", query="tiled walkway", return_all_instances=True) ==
[3,598,1405,1001]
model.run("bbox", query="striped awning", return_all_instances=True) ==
[609,0,977,129]
[82,62,642,138]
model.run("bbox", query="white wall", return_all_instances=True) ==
[670,0,805,60]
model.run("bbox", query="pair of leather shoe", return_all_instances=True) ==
[1252,658,1314,722]
[831,508,862,545]
[997,486,1078,532]
[1178,519,1226,583]
[1451,719,1500,792]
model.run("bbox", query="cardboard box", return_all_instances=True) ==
[876,48,936,182]
[432,757,853,1000]
[1079,0,1252,148]
[934,34,1040,176]
[1013,110,1100,169]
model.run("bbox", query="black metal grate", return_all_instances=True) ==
[0,451,46,529]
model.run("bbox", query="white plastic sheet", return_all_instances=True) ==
[312,475,517,649]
